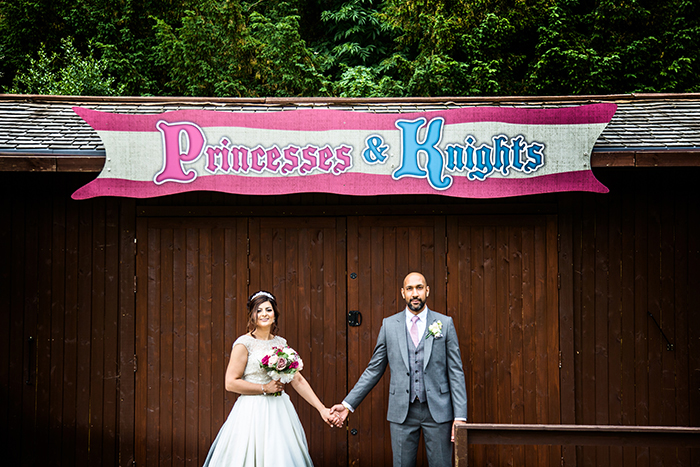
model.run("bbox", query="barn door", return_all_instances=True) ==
[446,215,560,467]
[134,218,248,467]
[345,215,559,467]
[346,216,447,467]
[135,216,347,467]
[247,217,347,466]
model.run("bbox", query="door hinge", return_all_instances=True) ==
[558,350,562,369]
[133,354,138,373]
[134,275,137,294]
[557,273,561,290]
[557,233,561,252]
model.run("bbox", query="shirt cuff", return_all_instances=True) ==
[454,418,467,422]
[342,401,355,413]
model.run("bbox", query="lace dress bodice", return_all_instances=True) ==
[233,334,288,385]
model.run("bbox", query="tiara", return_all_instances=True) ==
[251,291,275,301]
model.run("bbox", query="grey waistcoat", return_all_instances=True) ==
[406,324,426,403]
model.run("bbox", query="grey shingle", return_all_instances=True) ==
[2,94,700,154]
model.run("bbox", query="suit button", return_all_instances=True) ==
[406,372,410,376]
[406,390,409,393]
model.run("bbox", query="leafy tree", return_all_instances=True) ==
[2,0,700,97]
[9,37,126,95]
[151,0,328,96]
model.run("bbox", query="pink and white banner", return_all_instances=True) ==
[71,104,616,200]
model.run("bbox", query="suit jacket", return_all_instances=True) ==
[345,307,467,424]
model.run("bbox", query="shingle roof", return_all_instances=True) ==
[1,94,699,169]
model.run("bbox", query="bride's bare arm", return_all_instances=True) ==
[225,344,283,395]
[289,372,340,427]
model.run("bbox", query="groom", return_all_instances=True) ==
[331,272,467,467]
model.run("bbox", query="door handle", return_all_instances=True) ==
[348,310,362,327]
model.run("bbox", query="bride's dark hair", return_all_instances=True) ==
[246,290,280,336]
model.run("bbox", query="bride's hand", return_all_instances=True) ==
[263,380,284,394]
[320,407,341,428]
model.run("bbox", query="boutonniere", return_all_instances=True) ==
[426,320,443,339]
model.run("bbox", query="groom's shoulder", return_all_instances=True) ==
[381,311,405,326]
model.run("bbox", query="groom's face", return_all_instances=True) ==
[401,273,429,313]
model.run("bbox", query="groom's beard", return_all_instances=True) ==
[407,298,425,312]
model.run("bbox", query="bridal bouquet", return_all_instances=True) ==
[260,346,304,394]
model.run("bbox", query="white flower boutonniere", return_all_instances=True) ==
[426,320,443,339]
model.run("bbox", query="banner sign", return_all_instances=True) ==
[71,103,616,200]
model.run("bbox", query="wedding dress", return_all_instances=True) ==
[202,334,314,467]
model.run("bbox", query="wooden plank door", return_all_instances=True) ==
[346,216,447,467]
[135,217,248,467]
[135,216,347,467]
[446,215,560,467]
[248,217,348,466]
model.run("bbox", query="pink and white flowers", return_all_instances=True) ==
[260,346,304,393]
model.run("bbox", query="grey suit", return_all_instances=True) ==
[345,307,467,467]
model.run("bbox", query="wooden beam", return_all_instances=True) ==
[0,154,104,172]
[454,423,700,449]
[591,150,700,167]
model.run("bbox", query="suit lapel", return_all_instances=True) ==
[423,308,434,370]
[394,312,410,371]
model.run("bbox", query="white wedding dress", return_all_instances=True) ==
[203,334,314,467]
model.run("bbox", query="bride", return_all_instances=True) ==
[203,290,339,467]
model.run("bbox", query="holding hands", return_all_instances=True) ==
[329,404,349,426]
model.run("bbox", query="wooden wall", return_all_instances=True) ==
[0,174,135,467]
[559,169,700,466]
[1,169,698,467]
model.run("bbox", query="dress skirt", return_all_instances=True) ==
[203,392,313,467]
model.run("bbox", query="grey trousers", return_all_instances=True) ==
[389,400,453,467]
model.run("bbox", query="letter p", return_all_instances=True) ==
[155,121,206,184]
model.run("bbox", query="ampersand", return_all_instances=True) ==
[362,135,388,163]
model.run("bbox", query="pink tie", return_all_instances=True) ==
[410,316,420,347]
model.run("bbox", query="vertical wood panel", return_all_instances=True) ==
[90,200,106,465]
[0,181,10,462]
[509,225,525,465]
[119,199,137,467]
[634,174,650,467]
[103,199,120,467]
[50,190,67,467]
[62,197,79,467]
[146,226,161,467]
[607,191,624,467]
[160,228,174,467]
[594,197,610,466]
[496,226,513,466]
[471,225,487,465]
[172,228,187,467]
[197,228,212,462]
[484,225,498,463]
[185,227,199,467]
[36,196,53,466]
[22,190,39,465]
[620,186,637,467]
[521,225,538,467]
[558,195,576,467]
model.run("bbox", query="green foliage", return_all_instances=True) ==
[151,0,327,97]
[318,0,394,74]
[335,65,404,96]
[1,0,699,97]
[9,38,126,95]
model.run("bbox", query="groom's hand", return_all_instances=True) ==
[451,420,467,443]
[329,404,349,426]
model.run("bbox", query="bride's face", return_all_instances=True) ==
[255,301,275,329]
